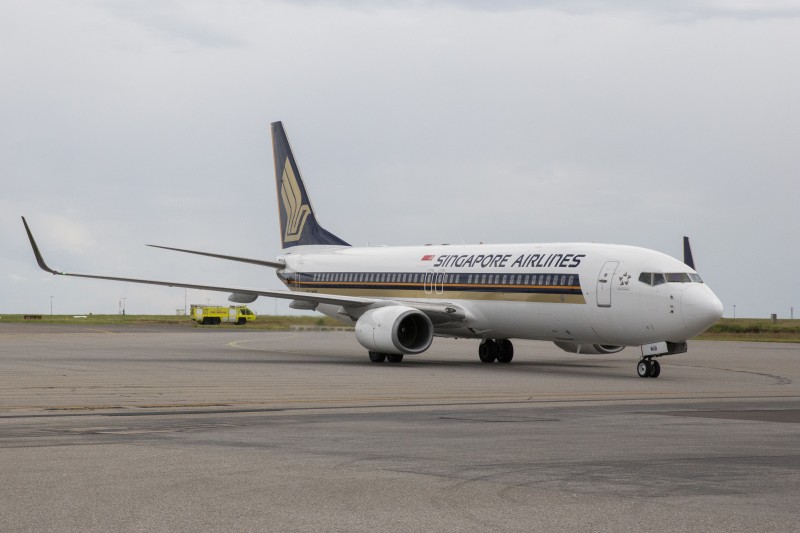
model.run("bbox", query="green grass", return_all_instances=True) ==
[695,318,800,343]
[0,314,351,330]
[2,315,799,342]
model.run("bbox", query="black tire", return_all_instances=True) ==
[369,351,387,363]
[496,339,514,363]
[637,360,650,378]
[479,340,498,363]
[649,360,661,378]
[201,317,210,325]
[387,354,404,363]
[214,317,222,325]
[236,317,246,325]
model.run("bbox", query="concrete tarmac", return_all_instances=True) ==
[1,323,799,532]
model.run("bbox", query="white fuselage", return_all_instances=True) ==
[276,242,723,347]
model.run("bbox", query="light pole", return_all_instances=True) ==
[733,304,736,319]
[121,298,127,315]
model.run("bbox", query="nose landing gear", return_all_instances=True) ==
[637,358,661,378]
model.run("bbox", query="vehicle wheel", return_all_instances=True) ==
[387,354,404,363]
[214,317,222,325]
[236,317,246,325]
[369,351,387,363]
[479,340,498,363]
[649,360,661,378]
[201,317,210,325]
[637,360,650,378]
[496,339,514,363]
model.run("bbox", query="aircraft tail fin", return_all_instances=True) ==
[271,121,350,249]
[683,236,695,270]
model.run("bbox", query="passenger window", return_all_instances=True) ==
[502,275,507,284]
[545,275,551,286]
[568,275,574,286]
[560,275,566,286]
[524,275,530,285]
[481,274,486,284]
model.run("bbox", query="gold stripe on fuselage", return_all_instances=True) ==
[286,282,587,304]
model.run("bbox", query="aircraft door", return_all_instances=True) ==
[424,270,445,295]
[424,270,434,294]
[596,261,619,307]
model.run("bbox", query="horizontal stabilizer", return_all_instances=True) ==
[147,244,284,269]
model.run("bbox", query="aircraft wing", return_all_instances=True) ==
[22,217,467,320]
[21,217,373,308]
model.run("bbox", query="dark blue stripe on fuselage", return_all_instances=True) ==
[277,271,583,296]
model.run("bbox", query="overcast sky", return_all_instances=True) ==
[2,0,799,318]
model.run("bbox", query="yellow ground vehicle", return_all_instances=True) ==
[190,305,256,325]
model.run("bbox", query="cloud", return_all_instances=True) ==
[1,0,799,317]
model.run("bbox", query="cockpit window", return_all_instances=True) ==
[638,271,703,286]
[666,272,692,283]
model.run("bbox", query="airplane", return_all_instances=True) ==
[22,121,723,378]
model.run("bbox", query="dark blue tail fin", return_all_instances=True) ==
[271,122,350,249]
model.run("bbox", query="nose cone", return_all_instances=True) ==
[681,285,724,336]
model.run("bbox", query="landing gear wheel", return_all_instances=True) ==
[387,354,404,363]
[369,351,387,363]
[637,360,650,378]
[479,340,498,363]
[496,339,514,363]
[649,360,661,378]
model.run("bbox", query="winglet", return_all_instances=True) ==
[683,236,695,270]
[21,217,61,275]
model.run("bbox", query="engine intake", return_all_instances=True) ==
[554,341,625,355]
[355,306,433,355]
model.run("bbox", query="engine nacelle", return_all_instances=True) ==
[355,306,433,355]
[553,341,625,355]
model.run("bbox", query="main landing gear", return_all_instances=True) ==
[637,358,661,378]
[368,351,404,363]
[478,339,514,363]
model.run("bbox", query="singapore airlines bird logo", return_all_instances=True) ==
[281,158,311,243]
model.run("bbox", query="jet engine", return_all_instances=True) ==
[553,341,625,355]
[355,306,434,355]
